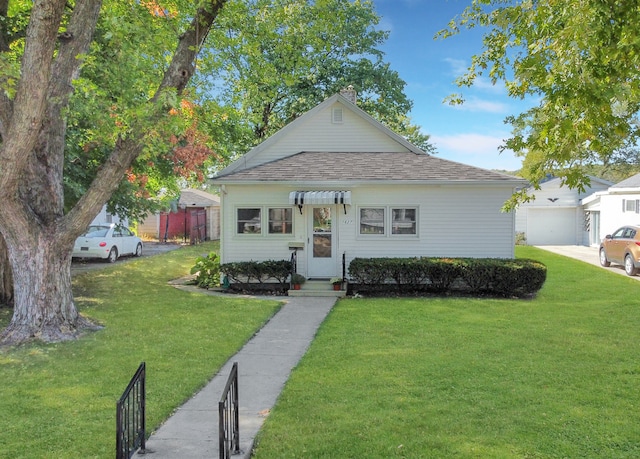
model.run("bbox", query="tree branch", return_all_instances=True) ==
[66,0,228,235]
[20,0,104,228]
[156,0,228,96]
[0,0,67,195]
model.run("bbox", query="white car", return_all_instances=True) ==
[72,223,143,263]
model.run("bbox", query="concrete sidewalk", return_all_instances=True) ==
[144,296,337,458]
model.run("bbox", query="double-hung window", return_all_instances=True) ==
[237,208,261,234]
[360,208,385,235]
[268,208,293,234]
[391,208,417,235]
[359,206,418,236]
[237,207,293,235]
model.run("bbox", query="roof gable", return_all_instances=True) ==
[217,93,424,177]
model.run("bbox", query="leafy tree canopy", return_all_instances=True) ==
[438,0,640,208]
[6,0,434,222]
[198,0,435,160]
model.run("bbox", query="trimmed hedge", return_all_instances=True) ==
[220,260,292,290]
[348,257,546,298]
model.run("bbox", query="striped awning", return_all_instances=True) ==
[289,191,352,205]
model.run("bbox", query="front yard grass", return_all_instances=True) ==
[0,241,282,458]
[251,246,640,458]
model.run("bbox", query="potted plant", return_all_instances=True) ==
[291,273,306,290]
[330,277,343,290]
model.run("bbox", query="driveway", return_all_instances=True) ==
[71,242,182,274]
[536,245,639,279]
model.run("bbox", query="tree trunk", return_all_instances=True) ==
[0,229,97,344]
[0,234,13,307]
[0,0,227,345]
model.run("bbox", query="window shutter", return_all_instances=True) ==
[623,199,626,212]
[636,200,639,213]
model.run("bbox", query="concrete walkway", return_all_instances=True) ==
[144,295,337,459]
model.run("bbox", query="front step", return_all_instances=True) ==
[288,279,347,298]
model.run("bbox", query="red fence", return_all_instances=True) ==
[160,208,207,243]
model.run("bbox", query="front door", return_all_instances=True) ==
[307,206,336,278]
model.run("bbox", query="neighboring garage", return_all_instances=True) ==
[525,208,577,245]
[515,176,612,246]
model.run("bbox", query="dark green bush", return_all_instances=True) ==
[220,260,293,289]
[420,258,465,293]
[348,257,546,298]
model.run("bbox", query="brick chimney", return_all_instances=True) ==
[340,85,357,104]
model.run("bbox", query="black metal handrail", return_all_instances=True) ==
[116,362,146,459]
[219,362,240,459]
[290,250,298,288]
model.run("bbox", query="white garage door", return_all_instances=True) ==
[527,208,577,245]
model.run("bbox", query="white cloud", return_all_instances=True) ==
[431,133,522,170]
[443,58,506,95]
[444,57,467,77]
[449,96,508,114]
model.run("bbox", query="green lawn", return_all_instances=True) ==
[251,246,640,458]
[0,241,282,458]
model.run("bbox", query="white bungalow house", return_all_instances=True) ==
[515,176,612,246]
[583,173,640,246]
[211,89,526,280]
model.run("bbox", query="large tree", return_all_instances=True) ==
[0,0,429,344]
[439,0,640,207]
[199,0,434,155]
[0,0,227,345]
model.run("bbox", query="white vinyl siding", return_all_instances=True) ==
[219,184,517,272]
[594,192,640,239]
[238,102,409,169]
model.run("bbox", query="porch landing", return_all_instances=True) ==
[288,279,347,298]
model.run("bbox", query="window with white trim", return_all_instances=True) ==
[360,208,385,235]
[391,208,417,235]
[237,208,261,234]
[268,208,293,234]
[359,206,419,236]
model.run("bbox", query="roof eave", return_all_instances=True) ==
[210,178,527,187]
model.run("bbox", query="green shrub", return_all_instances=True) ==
[190,252,220,289]
[220,260,293,289]
[348,257,546,298]
[420,258,465,292]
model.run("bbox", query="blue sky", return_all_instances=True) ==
[372,0,533,171]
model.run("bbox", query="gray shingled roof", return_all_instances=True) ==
[612,173,640,188]
[213,151,523,183]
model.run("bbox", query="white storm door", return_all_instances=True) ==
[307,206,336,278]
